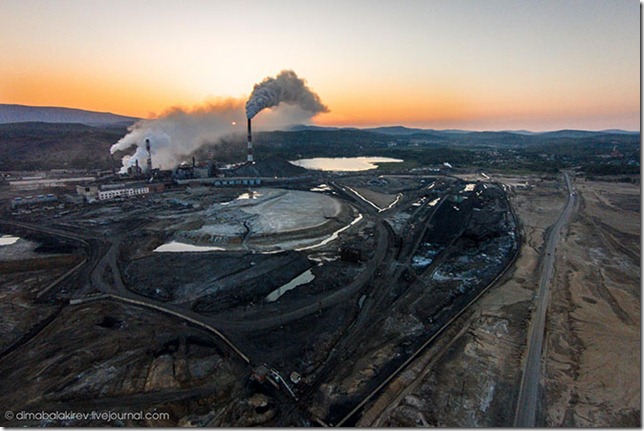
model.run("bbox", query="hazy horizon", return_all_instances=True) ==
[1,102,640,134]
[1,0,639,132]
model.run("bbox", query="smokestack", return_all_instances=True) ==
[247,118,253,163]
[192,156,196,168]
[135,158,140,176]
[145,138,152,172]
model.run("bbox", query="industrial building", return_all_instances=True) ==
[173,157,219,180]
[76,182,165,202]
[98,185,150,200]
[175,177,261,187]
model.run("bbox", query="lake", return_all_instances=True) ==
[290,156,403,172]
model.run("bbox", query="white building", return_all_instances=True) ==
[76,183,154,202]
[97,186,149,200]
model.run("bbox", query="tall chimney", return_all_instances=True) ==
[145,138,152,172]
[247,118,254,163]
[192,156,196,168]
[135,158,140,176]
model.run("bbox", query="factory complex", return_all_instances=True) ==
[2,124,268,212]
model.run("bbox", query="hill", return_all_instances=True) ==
[0,104,138,126]
[230,157,308,177]
[0,122,128,170]
[0,120,639,173]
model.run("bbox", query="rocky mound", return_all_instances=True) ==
[229,156,309,177]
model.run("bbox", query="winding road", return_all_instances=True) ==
[514,171,577,427]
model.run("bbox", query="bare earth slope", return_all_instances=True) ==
[544,179,640,426]
[360,174,640,427]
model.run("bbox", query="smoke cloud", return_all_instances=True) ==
[246,70,328,119]
[111,71,327,172]
[110,99,244,172]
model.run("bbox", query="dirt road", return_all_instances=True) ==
[514,172,576,427]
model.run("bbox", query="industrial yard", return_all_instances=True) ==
[0,162,522,426]
[0,161,639,427]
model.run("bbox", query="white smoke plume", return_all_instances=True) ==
[110,99,244,172]
[111,71,327,172]
[246,70,328,119]
[110,92,326,172]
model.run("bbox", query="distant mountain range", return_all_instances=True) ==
[289,124,640,137]
[0,104,638,172]
[0,104,138,126]
[0,104,638,135]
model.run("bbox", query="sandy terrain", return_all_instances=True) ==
[361,174,565,426]
[543,178,640,426]
[360,174,640,427]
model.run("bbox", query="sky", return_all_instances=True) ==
[0,0,640,131]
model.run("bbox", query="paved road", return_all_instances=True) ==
[514,172,576,427]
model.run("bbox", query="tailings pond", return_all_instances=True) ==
[290,157,403,172]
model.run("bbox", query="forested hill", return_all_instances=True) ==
[0,104,137,126]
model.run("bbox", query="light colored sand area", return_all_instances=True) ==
[544,179,640,426]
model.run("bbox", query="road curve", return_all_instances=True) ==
[514,172,576,427]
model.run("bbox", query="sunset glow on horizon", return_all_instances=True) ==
[1,0,639,131]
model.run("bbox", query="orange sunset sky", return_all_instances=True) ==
[1,0,640,131]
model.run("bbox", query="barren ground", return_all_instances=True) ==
[360,173,640,427]
[544,178,640,426]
